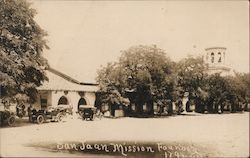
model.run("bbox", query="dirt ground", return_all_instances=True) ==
[0,112,249,157]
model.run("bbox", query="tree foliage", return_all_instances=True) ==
[96,45,174,113]
[176,56,208,97]
[205,72,250,112]
[174,56,209,112]
[229,72,250,103]
[205,73,231,112]
[97,44,250,115]
[0,0,49,104]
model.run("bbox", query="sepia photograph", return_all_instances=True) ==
[0,0,249,157]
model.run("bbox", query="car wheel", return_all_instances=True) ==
[57,113,63,122]
[37,115,45,124]
[7,115,15,126]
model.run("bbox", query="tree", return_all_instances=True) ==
[96,62,129,115]
[238,73,250,111]
[238,73,250,104]
[96,45,174,116]
[204,72,250,113]
[232,72,250,103]
[205,73,231,113]
[224,72,250,112]
[175,56,208,112]
[0,0,49,105]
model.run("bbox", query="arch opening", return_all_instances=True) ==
[58,96,68,105]
[218,52,222,63]
[78,98,87,111]
[211,52,214,63]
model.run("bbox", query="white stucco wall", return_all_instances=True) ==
[84,92,96,105]
[50,90,96,113]
[31,90,96,114]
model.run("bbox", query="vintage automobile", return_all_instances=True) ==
[28,105,72,124]
[0,110,16,126]
[58,104,73,115]
[78,105,96,121]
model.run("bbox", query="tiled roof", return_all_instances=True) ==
[37,68,99,92]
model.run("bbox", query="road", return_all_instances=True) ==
[0,112,249,157]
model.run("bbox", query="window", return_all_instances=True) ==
[218,52,222,63]
[41,98,47,109]
[211,52,214,63]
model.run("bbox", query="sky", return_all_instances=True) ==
[30,0,249,83]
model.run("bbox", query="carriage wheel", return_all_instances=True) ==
[7,116,15,126]
[37,115,45,124]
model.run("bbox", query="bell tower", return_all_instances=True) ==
[204,47,231,76]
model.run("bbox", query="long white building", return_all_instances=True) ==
[32,67,99,114]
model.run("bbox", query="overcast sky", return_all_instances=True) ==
[30,0,249,83]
